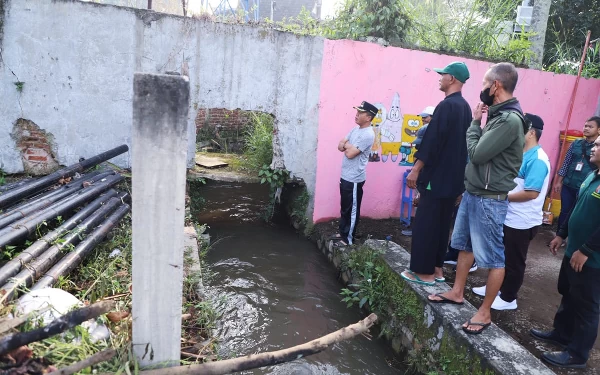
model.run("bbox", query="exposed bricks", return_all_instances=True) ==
[195,108,252,133]
[11,118,60,175]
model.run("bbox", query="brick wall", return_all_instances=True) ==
[195,108,252,133]
[12,119,59,175]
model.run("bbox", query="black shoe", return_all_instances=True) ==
[530,329,568,349]
[541,351,586,369]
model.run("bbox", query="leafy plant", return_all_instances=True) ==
[328,0,412,43]
[243,113,274,173]
[14,81,24,92]
[545,36,600,78]
[407,0,533,64]
[258,165,288,189]
[258,165,290,221]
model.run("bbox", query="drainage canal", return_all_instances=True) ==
[193,180,403,374]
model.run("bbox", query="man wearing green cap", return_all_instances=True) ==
[428,62,527,335]
[401,62,472,286]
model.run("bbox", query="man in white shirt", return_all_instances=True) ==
[472,113,550,310]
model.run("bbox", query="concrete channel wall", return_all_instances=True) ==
[0,0,323,200]
[313,235,556,375]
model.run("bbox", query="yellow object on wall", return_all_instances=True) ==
[399,114,422,166]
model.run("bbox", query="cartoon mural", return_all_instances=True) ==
[399,115,423,166]
[368,92,424,166]
[369,104,385,162]
[380,93,403,162]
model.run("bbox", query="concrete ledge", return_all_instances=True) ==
[316,236,555,375]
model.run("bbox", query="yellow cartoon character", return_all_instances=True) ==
[380,92,403,162]
[369,104,386,162]
[399,115,423,166]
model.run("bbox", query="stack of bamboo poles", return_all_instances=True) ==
[0,145,130,305]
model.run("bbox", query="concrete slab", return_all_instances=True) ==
[366,239,555,375]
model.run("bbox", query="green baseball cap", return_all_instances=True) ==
[434,62,470,83]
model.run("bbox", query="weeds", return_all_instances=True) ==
[243,113,274,173]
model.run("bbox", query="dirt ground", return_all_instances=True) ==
[314,218,600,375]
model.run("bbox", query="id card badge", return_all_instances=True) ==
[575,162,584,172]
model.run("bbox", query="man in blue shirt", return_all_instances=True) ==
[472,114,550,310]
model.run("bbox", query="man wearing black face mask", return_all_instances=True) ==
[428,63,526,336]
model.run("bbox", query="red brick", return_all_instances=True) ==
[27,155,48,161]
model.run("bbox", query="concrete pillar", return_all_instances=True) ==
[132,73,189,367]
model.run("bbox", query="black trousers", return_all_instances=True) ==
[409,190,455,274]
[339,178,365,245]
[499,225,539,302]
[553,256,600,362]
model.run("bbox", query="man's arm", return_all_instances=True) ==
[338,138,348,152]
[509,159,549,202]
[342,142,361,159]
[468,116,521,165]
[580,226,600,257]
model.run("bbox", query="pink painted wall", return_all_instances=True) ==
[313,39,600,222]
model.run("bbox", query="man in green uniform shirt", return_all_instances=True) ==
[530,135,600,369]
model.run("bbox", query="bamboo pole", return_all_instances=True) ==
[31,204,130,290]
[0,145,128,209]
[102,313,378,375]
[0,190,120,286]
[548,30,592,201]
[0,178,34,193]
[0,174,122,247]
[47,348,117,375]
[0,300,115,355]
[0,199,125,305]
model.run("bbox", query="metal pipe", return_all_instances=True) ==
[0,191,122,286]
[0,174,123,247]
[31,204,130,291]
[0,145,128,209]
[0,201,126,304]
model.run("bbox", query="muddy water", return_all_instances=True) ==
[196,180,402,374]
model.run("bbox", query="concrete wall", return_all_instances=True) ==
[0,0,323,200]
[313,39,600,222]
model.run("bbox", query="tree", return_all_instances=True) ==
[529,0,552,68]
[329,0,413,43]
[543,0,600,66]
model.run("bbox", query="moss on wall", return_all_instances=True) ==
[342,245,496,375]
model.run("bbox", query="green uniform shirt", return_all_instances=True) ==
[561,171,600,268]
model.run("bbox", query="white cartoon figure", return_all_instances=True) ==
[380,92,403,162]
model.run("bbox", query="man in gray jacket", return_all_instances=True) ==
[428,63,526,335]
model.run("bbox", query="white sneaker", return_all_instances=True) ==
[472,285,486,297]
[469,262,478,273]
[491,295,517,310]
[444,260,457,265]
[472,285,501,297]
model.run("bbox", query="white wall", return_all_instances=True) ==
[0,0,323,197]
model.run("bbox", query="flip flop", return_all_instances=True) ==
[462,319,491,335]
[435,277,446,283]
[400,270,435,286]
[428,293,464,305]
[327,234,342,241]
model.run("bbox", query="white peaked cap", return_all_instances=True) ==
[419,106,436,116]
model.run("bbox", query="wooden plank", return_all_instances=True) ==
[194,155,228,169]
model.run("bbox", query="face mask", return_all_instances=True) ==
[479,85,495,106]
